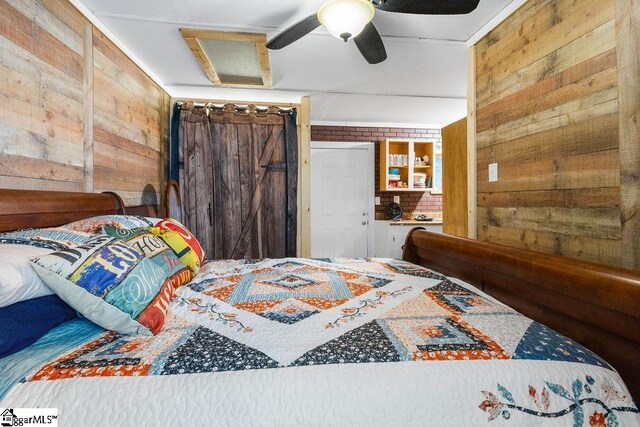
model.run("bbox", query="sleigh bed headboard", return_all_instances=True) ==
[402,228,640,402]
[0,188,125,232]
[164,179,183,223]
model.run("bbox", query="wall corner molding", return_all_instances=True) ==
[615,0,640,269]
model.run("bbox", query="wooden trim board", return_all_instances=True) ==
[616,0,640,269]
[182,35,221,86]
[466,45,477,239]
[83,20,94,193]
[297,96,312,257]
[180,29,272,89]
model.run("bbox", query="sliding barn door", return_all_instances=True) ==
[180,104,297,260]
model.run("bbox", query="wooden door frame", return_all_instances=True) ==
[310,141,376,257]
[466,45,478,239]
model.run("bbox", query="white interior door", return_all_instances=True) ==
[311,143,373,258]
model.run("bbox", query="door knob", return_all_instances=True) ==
[361,221,368,226]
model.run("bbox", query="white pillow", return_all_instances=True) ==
[0,244,53,308]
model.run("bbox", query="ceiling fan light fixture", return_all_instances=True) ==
[317,0,375,41]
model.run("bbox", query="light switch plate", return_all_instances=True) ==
[393,196,400,203]
[374,196,381,205]
[489,163,498,182]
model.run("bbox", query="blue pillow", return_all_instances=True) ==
[0,295,78,359]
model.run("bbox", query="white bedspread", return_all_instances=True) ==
[1,258,637,426]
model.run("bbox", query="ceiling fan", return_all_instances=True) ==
[266,0,481,64]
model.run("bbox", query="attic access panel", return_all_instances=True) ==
[181,29,272,88]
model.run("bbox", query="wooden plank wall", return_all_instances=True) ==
[0,0,168,206]
[442,117,468,238]
[474,0,639,269]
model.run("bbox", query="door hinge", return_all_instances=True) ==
[261,162,287,171]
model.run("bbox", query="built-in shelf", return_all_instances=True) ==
[379,138,436,192]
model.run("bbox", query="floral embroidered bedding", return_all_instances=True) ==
[1,258,637,426]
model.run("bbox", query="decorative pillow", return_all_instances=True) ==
[0,294,78,359]
[150,229,200,274]
[31,235,176,335]
[102,226,193,288]
[63,215,154,234]
[144,217,163,226]
[0,227,93,250]
[0,244,54,308]
[151,219,205,273]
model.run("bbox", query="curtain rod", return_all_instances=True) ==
[176,101,293,111]
[175,101,295,113]
[174,99,298,110]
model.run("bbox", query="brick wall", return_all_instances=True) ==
[311,125,443,218]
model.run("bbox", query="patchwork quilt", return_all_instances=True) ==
[1,258,638,426]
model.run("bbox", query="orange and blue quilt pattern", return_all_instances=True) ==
[26,258,610,382]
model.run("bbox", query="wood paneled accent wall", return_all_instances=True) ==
[0,0,168,206]
[442,118,468,238]
[473,0,639,269]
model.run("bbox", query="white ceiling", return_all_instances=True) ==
[80,0,515,128]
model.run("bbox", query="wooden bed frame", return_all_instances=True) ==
[165,179,183,222]
[403,228,640,402]
[0,188,125,232]
[0,188,165,230]
[1,188,638,401]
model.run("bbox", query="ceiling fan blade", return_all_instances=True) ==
[376,0,480,15]
[266,14,321,49]
[354,22,387,64]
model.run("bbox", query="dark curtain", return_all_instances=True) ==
[178,107,214,258]
[169,103,181,182]
[178,103,297,260]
